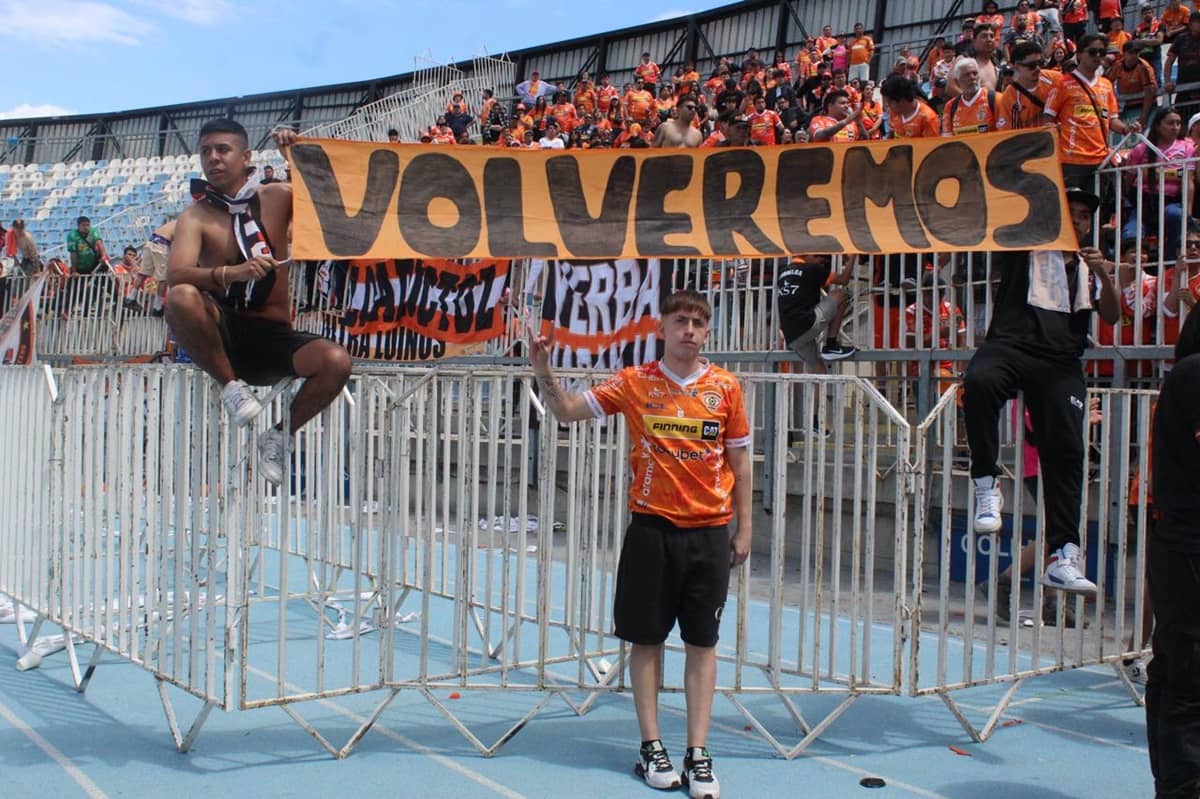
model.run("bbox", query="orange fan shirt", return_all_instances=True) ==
[891,101,941,138]
[585,361,751,528]
[624,89,655,121]
[574,83,597,115]
[995,70,1059,130]
[810,114,861,141]
[850,35,874,65]
[550,102,579,132]
[1043,69,1120,164]
[1163,4,1193,32]
[748,109,782,144]
[815,35,839,55]
[941,87,998,135]
[861,100,884,138]
[795,51,819,80]
[635,61,662,85]
[1063,1,1089,24]
[976,12,1005,28]
[597,84,620,106]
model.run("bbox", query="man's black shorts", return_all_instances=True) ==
[215,303,323,386]
[613,513,731,648]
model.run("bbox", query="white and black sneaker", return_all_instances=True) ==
[221,379,262,427]
[634,739,680,790]
[682,747,720,799]
[819,342,857,361]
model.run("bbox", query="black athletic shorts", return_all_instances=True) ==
[215,303,323,386]
[613,513,731,648]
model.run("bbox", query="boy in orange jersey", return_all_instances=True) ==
[530,290,751,799]
[880,75,941,137]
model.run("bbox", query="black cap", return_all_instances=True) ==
[1065,187,1100,213]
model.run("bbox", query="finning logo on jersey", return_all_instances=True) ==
[645,415,720,441]
[701,391,722,411]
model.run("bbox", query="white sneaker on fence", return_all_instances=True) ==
[1041,542,1098,596]
[257,428,287,486]
[972,476,1003,533]
[221,379,262,427]
[634,739,680,790]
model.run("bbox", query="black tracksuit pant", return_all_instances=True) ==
[962,342,1087,550]
[1147,538,1200,798]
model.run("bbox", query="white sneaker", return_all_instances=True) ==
[682,747,720,799]
[972,476,1003,533]
[257,429,287,486]
[1123,658,1148,685]
[634,740,680,790]
[221,380,262,427]
[1041,542,1098,596]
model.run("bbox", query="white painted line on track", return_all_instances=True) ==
[0,698,109,799]
[245,665,525,799]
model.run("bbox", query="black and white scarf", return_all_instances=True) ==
[193,177,277,311]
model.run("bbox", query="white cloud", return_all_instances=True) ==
[0,1,153,45]
[648,8,692,23]
[0,104,76,120]
[132,0,233,24]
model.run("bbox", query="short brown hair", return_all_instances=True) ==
[661,290,711,322]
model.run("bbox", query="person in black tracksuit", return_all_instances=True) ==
[962,188,1121,596]
[1147,310,1200,798]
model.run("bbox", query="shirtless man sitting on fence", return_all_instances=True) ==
[165,119,351,485]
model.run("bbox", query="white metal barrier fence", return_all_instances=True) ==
[909,386,1153,741]
[0,365,1152,757]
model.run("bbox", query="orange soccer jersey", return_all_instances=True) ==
[1044,70,1120,164]
[891,101,941,138]
[941,88,998,136]
[995,70,1059,130]
[586,361,751,528]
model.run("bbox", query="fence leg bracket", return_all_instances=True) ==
[937,678,1024,743]
[157,678,216,753]
[723,692,859,759]
[280,688,400,759]
[420,687,557,757]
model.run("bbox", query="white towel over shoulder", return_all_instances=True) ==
[1027,250,1092,314]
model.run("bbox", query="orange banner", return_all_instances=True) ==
[288,130,1077,260]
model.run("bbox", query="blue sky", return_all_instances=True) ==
[4,0,731,120]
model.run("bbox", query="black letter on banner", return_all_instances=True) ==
[776,148,843,253]
[483,158,556,256]
[914,142,987,247]
[397,154,482,257]
[702,150,783,255]
[986,131,1062,247]
[842,145,930,251]
[292,144,397,256]
[545,155,636,256]
[635,156,701,256]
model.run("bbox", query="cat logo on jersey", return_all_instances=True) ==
[645,415,720,441]
[701,391,722,411]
